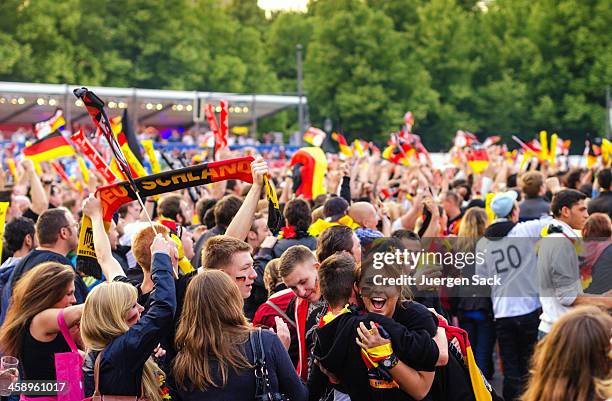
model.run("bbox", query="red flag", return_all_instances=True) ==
[71,129,118,184]
[218,100,229,153]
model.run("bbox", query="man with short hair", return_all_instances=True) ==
[191,195,243,268]
[588,167,612,218]
[201,235,256,299]
[158,194,193,228]
[518,171,550,221]
[476,190,552,401]
[538,189,612,336]
[1,217,36,270]
[0,217,36,323]
[278,245,328,380]
[246,213,271,255]
[440,191,463,235]
[349,201,390,246]
[2,208,88,323]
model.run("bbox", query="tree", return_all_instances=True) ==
[304,0,408,140]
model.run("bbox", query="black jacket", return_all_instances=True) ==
[84,252,176,397]
[310,306,439,401]
[588,191,612,219]
[393,301,477,401]
[272,236,317,259]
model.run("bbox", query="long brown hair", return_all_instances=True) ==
[522,306,612,401]
[173,270,252,390]
[0,262,75,357]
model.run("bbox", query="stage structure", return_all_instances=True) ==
[0,81,305,135]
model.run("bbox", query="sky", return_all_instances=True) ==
[258,0,308,12]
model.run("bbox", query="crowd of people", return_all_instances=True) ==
[0,137,610,401]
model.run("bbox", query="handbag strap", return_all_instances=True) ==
[264,301,296,329]
[56,309,78,353]
[250,329,264,398]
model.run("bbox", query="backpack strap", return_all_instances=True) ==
[264,301,296,328]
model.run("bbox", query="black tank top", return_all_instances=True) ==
[21,319,71,380]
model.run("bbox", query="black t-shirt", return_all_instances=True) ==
[311,306,439,401]
[393,301,478,401]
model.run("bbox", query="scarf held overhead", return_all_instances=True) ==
[76,156,281,278]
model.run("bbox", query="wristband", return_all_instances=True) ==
[380,353,400,370]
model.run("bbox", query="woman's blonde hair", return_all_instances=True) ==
[173,270,252,391]
[0,262,75,357]
[455,207,488,253]
[80,282,162,401]
[522,306,612,401]
[263,258,281,296]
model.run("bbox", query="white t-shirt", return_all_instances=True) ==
[475,217,551,319]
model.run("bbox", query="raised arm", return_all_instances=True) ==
[112,235,177,366]
[82,195,125,281]
[225,157,268,241]
[21,158,48,215]
[31,304,84,340]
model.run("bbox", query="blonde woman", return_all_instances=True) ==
[253,258,296,333]
[0,262,82,387]
[522,305,612,401]
[172,269,307,401]
[80,234,176,401]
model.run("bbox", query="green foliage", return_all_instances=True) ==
[0,0,609,145]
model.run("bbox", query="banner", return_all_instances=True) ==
[76,156,280,278]
[70,129,118,184]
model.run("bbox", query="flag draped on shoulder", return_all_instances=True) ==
[23,131,76,163]
[290,147,328,200]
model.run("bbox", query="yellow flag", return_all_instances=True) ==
[0,202,9,262]
[141,140,161,174]
[548,133,558,165]
[539,131,548,160]
[6,159,17,182]
[77,157,90,184]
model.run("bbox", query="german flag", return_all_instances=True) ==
[290,147,328,200]
[23,132,75,163]
[332,132,353,157]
